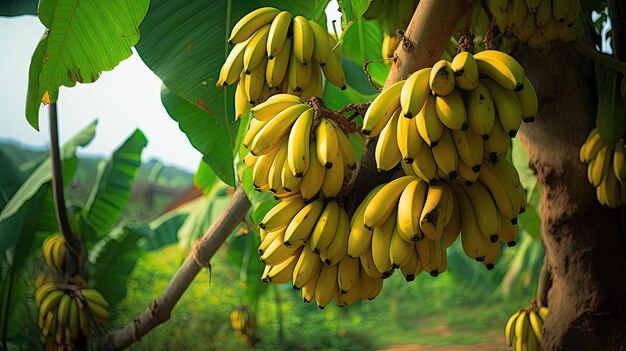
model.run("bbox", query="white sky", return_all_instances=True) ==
[0,5,341,174]
[0,16,201,173]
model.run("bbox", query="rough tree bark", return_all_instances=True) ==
[514,40,626,349]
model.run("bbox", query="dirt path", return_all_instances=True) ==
[379,343,506,351]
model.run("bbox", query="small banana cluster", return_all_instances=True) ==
[505,302,549,351]
[258,196,384,308]
[35,275,109,348]
[580,129,626,208]
[364,50,537,179]
[243,94,357,200]
[217,7,346,120]
[363,0,419,64]
[36,234,109,349]
[487,0,583,46]
[230,305,258,347]
[42,234,67,275]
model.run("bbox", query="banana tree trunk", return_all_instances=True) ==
[514,40,626,349]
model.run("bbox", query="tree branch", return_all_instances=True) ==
[98,187,251,350]
[346,0,465,209]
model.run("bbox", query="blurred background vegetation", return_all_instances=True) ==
[1,133,541,350]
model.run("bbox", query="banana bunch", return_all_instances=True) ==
[217,7,347,120]
[42,233,67,275]
[381,33,400,64]
[230,305,258,347]
[505,303,549,351]
[35,281,109,348]
[364,50,538,182]
[258,197,385,308]
[243,94,357,200]
[487,0,583,46]
[579,128,626,208]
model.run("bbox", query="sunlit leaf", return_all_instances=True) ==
[337,0,370,25]
[341,18,389,87]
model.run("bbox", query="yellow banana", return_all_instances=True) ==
[35,282,60,308]
[243,58,268,103]
[360,248,384,279]
[452,128,483,171]
[288,49,309,92]
[552,0,569,21]
[479,161,522,221]
[457,160,479,185]
[321,49,346,89]
[338,257,360,293]
[529,310,544,343]
[228,7,280,44]
[243,24,271,74]
[266,11,292,59]
[419,183,455,241]
[40,290,64,320]
[265,37,292,88]
[400,67,432,118]
[485,118,510,160]
[579,128,603,163]
[300,146,325,200]
[505,309,522,346]
[416,95,444,146]
[451,51,479,90]
[268,141,289,193]
[432,128,459,179]
[332,121,357,170]
[217,39,249,87]
[243,118,267,149]
[301,270,319,303]
[310,200,340,253]
[415,238,442,276]
[266,252,300,284]
[260,229,300,265]
[321,149,345,198]
[482,78,523,137]
[292,15,314,64]
[348,185,385,258]
[315,264,338,309]
[474,50,524,91]
[515,311,529,351]
[309,20,330,65]
[435,88,468,130]
[250,105,310,156]
[614,138,626,181]
[589,145,611,187]
[315,118,339,169]
[400,247,421,281]
[429,60,456,96]
[56,293,71,340]
[292,245,322,289]
[375,110,402,171]
[466,81,496,139]
[283,198,325,247]
[389,224,415,268]
[516,75,539,122]
[68,298,79,340]
[364,176,417,229]
[235,82,253,120]
[259,197,306,231]
[371,209,396,276]
[396,179,428,241]
[287,108,314,177]
[535,0,552,26]
[300,62,324,100]
[465,181,502,242]
[499,214,519,246]
[322,206,350,265]
[362,80,405,137]
[441,194,461,249]
[397,110,425,163]
[412,146,438,184]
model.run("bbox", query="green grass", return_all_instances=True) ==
[111,242,535,350]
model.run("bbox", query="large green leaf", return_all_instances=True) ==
[135,1,315,185]
[85,129,147,236]
[91,228,144,307]
[0,148,25,212]
[161,86,237,186]
[26,0,149,129]
[139,202,197,251]
[194,159,220,195]
[0,121,96,222]
[341,18,389,87]
[0,0,38,16]
[337,0,370,26]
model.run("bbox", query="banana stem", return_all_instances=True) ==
[572,41,626,74]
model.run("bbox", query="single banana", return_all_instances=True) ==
[243,118,267,149]
[360,248,384,279]
[315,264,339,309]
[292,245,322,289]
[321,49,347,89]
[332,121,357,170]
[441,194,461,249]
[259,197,306,231]
[614,138,626,181]
[40,290,64,320]
[432,128,459,179]
[363,176,417,230]
[292,16,314,64]
[243,24,271,74]
[288,49,310,92]
[589,145,611,187]
[474,50,524,91]
[315,118,339,168]
[265,37,292,88]
[321,150,345,198]
[482,78,523,137]
[397,110,425,163]
[310,200,340,253]
[309,20,330,65]
[287,107,314,177]
[35,282,60,308]
[244,59,268,104]
[516,75,539,122]
[415,238,442,276]
[301,270,319,303]
[235,82,253,120]
[371,209,396,276]
[505,309,522,346]
[499,214,519,246]
[375,110,403,171]
[300,62,324,100]
[362,80,405,137]
[485,118,511,160]
[400,247,421,281]
[579,128,603,163]
[338,257,360,293]
[348,185,384,258]
[260,229,300,265]
[283,198,325,247]
[265,252,300,284]
[465,181,502,242]
[479,161,521,221]
[466,81,496,139]
[435,88,468,130]
[396,179,428,241]
[250,104,310,155]
[535,0,552,26]
[528,310,544,343]
[457,159,479,185]
[515,311,529,351]
[217,39,249,87]
[400,67,432,118]
[228,7,280,44]
[300,146,325,200]
[419,183,455,241]
[389,224,416,268]
[412,146,438,184]
[322,206,350,265]
[451,51,479,90]
[266,11,292,59]
[68,298,79,340]
[252,140,283,190]
[452,128,483,171]
[416,95,445,147]
[268,141,289,193]
[429,60,456,96]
